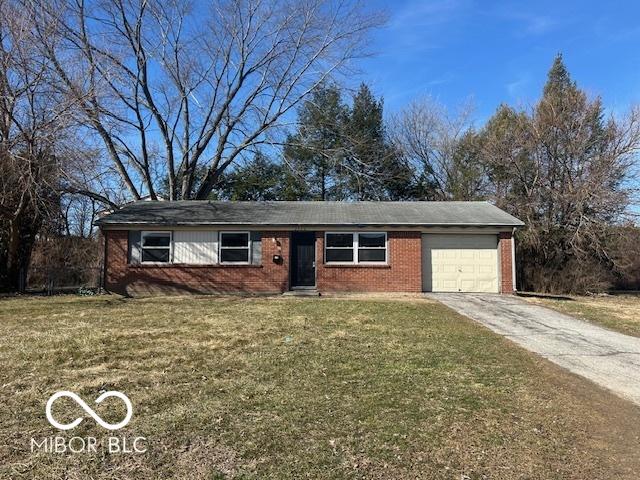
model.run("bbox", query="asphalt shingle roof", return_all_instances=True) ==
[96,201,524,227]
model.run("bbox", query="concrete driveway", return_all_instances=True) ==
[428,293,640,406]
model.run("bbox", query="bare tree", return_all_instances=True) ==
[28,0,383,203]
[62,194,99,238]
[481,57,640,292]
[390,97,487,200]
[0,0,77,290]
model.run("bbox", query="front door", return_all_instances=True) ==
[291,232,316,288]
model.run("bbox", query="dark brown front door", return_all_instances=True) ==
[291,232,316,288]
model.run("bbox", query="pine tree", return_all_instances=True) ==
[344,83,414,200]
[480,54,633,292]
[283,84,349,200]
[285,82,418,201]
[343,84,385,199]
[542,53,575,98]
[219,153,306,201]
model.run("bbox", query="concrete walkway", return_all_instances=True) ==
[428,293,640,406]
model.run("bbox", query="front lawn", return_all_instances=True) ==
[524,293,640,337]
[0,295,639,479]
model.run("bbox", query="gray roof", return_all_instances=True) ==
[96,201,524,228]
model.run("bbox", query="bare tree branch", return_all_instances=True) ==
[29,0,383,202]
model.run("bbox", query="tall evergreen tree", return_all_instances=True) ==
[218,153,306,201]
[283,84,349,200]
[344,84,415,200]
[481,54,637,292]
[446,130,488,200]
[285,82,417,200]
[343,84,386,199]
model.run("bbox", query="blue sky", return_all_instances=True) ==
[356,0,640,122]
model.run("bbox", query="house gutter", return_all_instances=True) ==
[97,222,524,229]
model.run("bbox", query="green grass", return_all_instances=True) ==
[0,295,639,479]
[525,294,640,337]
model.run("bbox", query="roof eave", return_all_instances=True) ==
[97,221,524,228]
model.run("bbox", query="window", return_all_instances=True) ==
[357,232,387,262]
[325,233,354,263]
[325,232,387,264]
[141,231,171,263]
[220,232,250,263]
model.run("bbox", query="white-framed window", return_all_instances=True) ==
[357,232,387,263]
[325,232,387,264]
[141,231,172,263]
[219,231,251,264]
[325,232,354,263]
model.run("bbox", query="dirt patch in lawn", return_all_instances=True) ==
[1,295,640,479]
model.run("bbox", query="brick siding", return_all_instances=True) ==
[103,229,515,296]
[498,231,515,294]
[103,230,289,296]
[315,231,422,292]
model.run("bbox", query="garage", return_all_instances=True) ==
[422,234,499,293]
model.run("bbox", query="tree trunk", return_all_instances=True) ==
[3,214,39,293]
[6,217,23,292]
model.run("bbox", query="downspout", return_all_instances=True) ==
[100,227,108,293]
[511,227,517,292]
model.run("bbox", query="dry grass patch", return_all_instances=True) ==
[525,293,640,337]
[0,295,639,479]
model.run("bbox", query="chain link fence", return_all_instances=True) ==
[26,266,103,295]
[22,236,104,295]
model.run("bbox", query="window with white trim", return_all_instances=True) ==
[357,232,387,262]
[325,233,354,262]
[325,232,387,264]
[219,231,250,263]
[141,231,172,263]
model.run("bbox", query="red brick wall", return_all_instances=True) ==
[315,231,422,292]
[103,229,514,295]
[499,231,514,294]
[103,230,290,296]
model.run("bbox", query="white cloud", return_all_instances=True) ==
[389,0,469,30]
[490,6,559,37]
[506,73,531,98]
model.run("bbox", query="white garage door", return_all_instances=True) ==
[422,234,499,293]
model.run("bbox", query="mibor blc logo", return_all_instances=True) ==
[45,391,133,430]
[31,390,146,454]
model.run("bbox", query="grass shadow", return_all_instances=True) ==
[516,291,574,301]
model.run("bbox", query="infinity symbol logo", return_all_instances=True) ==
[45,391,133,431]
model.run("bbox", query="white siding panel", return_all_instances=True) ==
[173,231,218,264]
